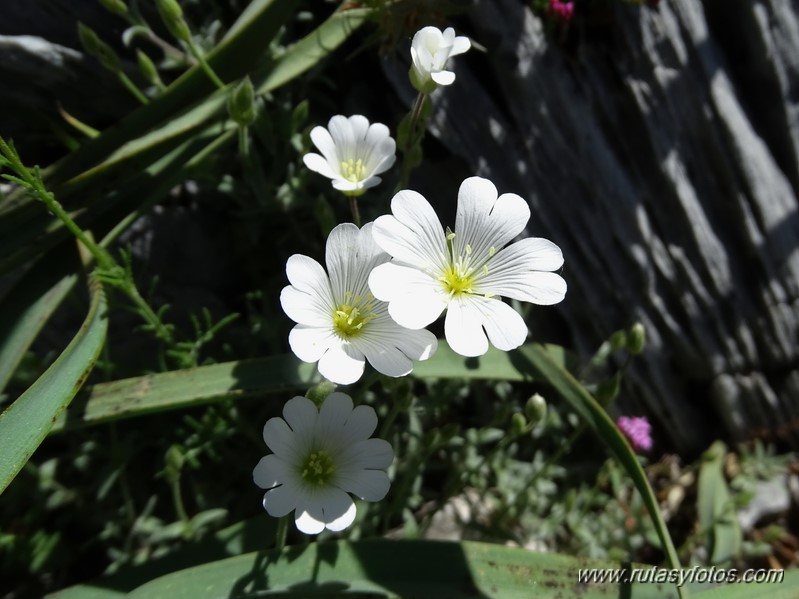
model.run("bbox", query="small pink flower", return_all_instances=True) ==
[616,416,653,452]
[549,0,575,22]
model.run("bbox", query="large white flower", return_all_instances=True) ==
[253,392,393,534]
[280,222,437,385]
[369,176,567,357]
[409,26,471,94]
[302,115,396,196]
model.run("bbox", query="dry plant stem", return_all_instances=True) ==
[349,195,361,226]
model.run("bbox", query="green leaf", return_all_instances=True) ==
[693,570,799,598]
[51,342,574,432]
[0,243,79,392]
[52,355,320,432]
[0,247,107,494]
[510,344,683,581]
[70,540,702,599]
[697,441,742,565]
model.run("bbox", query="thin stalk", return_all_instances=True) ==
[187,39,225,89]
[348,195,361,227]
[238,126,250,161]
[274,516,289,551]
[117,71,149,104]
[170,476,193,537]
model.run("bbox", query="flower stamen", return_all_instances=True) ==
[300,450,336,487]
[341,158,367,183]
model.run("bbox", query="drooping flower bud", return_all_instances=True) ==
[227,76,257,126]
[78,23,121,72]
[155,0,192,43]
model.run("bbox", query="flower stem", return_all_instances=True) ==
[117,71,149,104]
[238,126,250,161]
[349,195,361,227]
[186,38,225,89]
[274,516,289,551]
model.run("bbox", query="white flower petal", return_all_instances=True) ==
[318,342,366,385]
[262,482,301,518]
[317,392,354,441]
[341,405,378,443]
[357,339,413,378]
[355,325,438,377]
[472,296,528,352]
[297,487,355,533]
[282,396,318,434]
[325,223,361,300]
[327,115,356,159]
[444,297,489,357]
[368,263,447,329]
[262,417,299,460]
[337,469,390,502]
[288,325,337,362]
[348,114,370,144]
[372,190,448,271]
[253,454,294,490]
[309,126,338,165]
[285,255,335,303]
[431,70,456,86]
[280,286,332,327]
[450,36,471,57]
[302,152,339,180]
[295,507,325,535]
[454,177,530,264]
[478,242,568,304]
[362,122,394,173]
[340,438,394,470]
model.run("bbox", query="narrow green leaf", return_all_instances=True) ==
[0,244,79,392]
[697,441,742,564]
[0,247,107,494]
[512,344,683,581]
[52,355,320,432]
[51,342,573,432]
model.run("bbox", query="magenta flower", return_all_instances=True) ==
[616,416,653,452]
[549,0,575,22]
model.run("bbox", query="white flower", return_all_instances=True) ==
[409,26,471,94]
[280,222,437,385]
[369,176,567,358]
[302,115,396,197]
[253,392,393,534]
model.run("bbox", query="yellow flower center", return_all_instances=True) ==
[341,158,366,183]
[300,450,336,487]
[333,293,376,338]
[439,235,496,298]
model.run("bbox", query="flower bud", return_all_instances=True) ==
[155,0,192,43]
[627,322,646,354]
[99,0,129,17]
[164,445,184,483]
[609,329,627,351]
[136,49,162,86]
[227,76,257,126]
[78,23,121,72]
[305,380,336,407]
[525,393,547,423]
[511,412,527,435]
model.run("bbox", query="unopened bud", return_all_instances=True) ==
[156,0,192,42]
[78,23,121,72]
[305,381,336,407]
[525,393,547,423]
[609,330,627,351]
[511,412,527,435]
[227,77,257,126]
[99,0,129,17]
[165,445,184,482]
[136,50,162,86]
[595,373,621,405]
[627,322,646,354]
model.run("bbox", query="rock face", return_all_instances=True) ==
[390,0,799,454]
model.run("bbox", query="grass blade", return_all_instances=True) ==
[0,243,107,494]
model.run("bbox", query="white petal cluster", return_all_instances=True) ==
[281,222,437,385]
[369,176,567,357]
[253,393,393,534]
[409,26,471,94]
[303,115,396,196]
